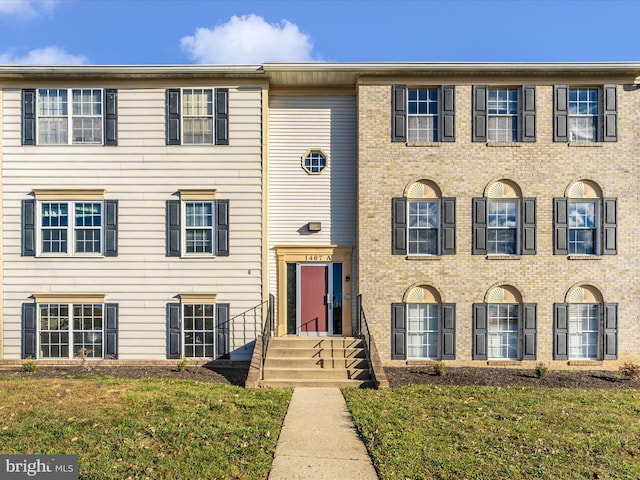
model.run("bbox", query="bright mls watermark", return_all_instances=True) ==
[0,455,77,479]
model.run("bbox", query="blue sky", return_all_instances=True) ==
[0,0,638,65]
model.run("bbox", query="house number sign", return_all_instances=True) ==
[304,255,332,261]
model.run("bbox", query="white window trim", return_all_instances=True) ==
[406,303,440,360]
[181,200,216,257]
[487,199,520,255]
[36,302,106,360]
[407,87,440,143]
[568,303,601,360]
[181,302,217,359]
[181,88,215,145]
[36,88,104,145]
[487,87,519,143]
[487,303,520,360]
[406,199,441,256]
[568,200,600,256]
[568,87,600,142]
[36,200,105,257]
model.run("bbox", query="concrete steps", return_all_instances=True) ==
[260,336,373,388]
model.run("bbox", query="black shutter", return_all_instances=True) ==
[21,303,37,359]
[472,197,487,255]
[522,303,537,360]
[472,303,487,360]
[602,84,617,142]
[553,197,569,255]
[166,89,181,145]
[22,199,36,257]
[104,89,118,146]
[553,85,569,142]
[167,303,181,359]
[391,85,407,142]
[215,199,229,256]
[553,303,569,360]
[215,88,229,145]
[603,303,618,360]
[391,303,406,360]
[602,197,617,255]
[521,85,536,142]
[441,85,455,142]
[521,197,536,255]
[104,200,118,257]
[441,197,456,255]
[472,85,487,142]
[216,303,230,359]
[104,303,118,359]
[166,200,181,257]
[441,303,456,360]
[392,198,407,255]
[22,89,36,146]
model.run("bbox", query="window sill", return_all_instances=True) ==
[37,254,105,259]
[405,142,441,147]
[406,360,438,366]
[567,360,603,366]
[486,255,521,260]
[486,360,521,366]
[485,142,521,147]
[405,255,441,261]
[180,255,217,259]
[568,142,603,147]
[567,255,601,260]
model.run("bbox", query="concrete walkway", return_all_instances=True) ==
[268,387,378,480]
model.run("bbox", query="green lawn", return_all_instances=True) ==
[0,377,291,480]
[343,385,640,480]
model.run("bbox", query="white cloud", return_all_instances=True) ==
[181,14,315,64]
[0,46,87,65]
[0,0,57,18]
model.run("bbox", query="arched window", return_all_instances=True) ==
[392,180,456,256]
[391,285,455,360]
[554,285,618,361]
[553,180,617,256]
[473,285,537,361]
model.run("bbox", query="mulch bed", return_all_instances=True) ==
[2,364,638,389]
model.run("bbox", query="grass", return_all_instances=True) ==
[0,377,291,480]
[344,385,640,480]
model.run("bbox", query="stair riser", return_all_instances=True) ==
[264,358,369,369]
[260,380,375,388]
[263,368,370,380]
[266,348,367,359]
[268,338,364,349]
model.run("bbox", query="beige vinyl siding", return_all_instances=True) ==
[267,95,358,331]
[1,86,263,360]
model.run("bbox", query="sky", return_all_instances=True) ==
[0,0,638,65]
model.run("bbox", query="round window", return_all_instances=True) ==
[302,150,327,174]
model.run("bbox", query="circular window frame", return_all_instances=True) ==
[301,148,328,175]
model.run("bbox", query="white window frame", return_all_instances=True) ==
[37,303,105,359]
[406,303,439,359]
[487,303,520,360]
[182,303,216,359]
[181,88,214,145]
[37,200,104,257]
[568,304,600,360]
[487,199,519,255]
[182,200,215,256]
[36,88,104,145]
[407,199,440,256]
[568,87,600,142]
[568,200,600,255]
[407,87,439,142]
[302,150,327,174]
[487,87,519,142]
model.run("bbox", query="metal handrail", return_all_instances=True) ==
[260,294,275,379]
[356,293,373,376]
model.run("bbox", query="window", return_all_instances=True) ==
[487,303,519,360]
[302,149,327,174]
[553,181,617,256]
[22,194,118,257]
[407,88,439,142]
[391,84,455,142]
[391,286,455,360]
[554,286,618,361]
[21,300,118,360]
[392,181,455,256]
[166,195,229,257]
[472,85,536,142]
[166,301,230,359]
[553,84,617,142]
[165,88,229,145]
[473,287,537,361]
[487,199,518,255]
[473,181,536,256]
[21,88,117,146]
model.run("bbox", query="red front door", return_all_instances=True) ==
[300,265,329,333]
